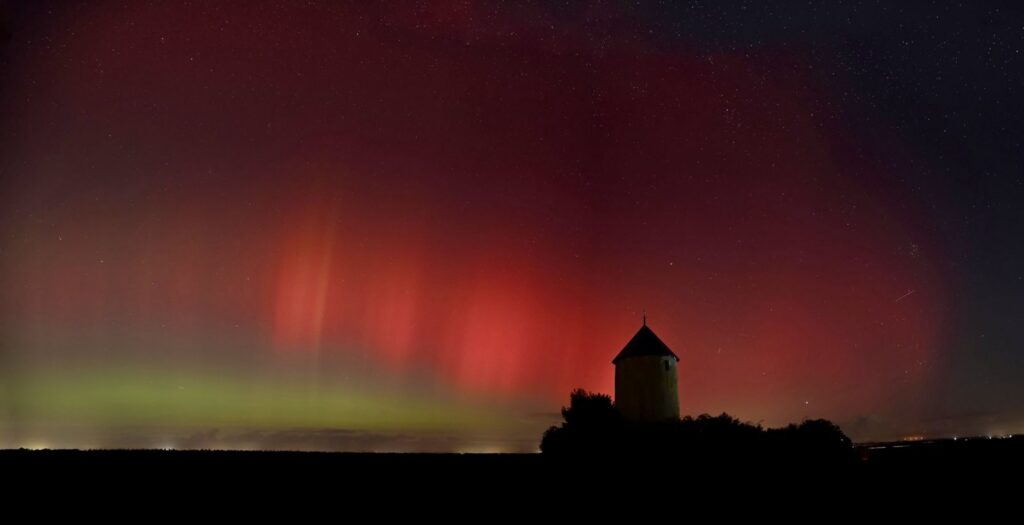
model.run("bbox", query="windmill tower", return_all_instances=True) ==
[612,317,680,421]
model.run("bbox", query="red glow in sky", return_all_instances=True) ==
[0,2,954,449]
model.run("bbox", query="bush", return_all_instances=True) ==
[541,389,856,468]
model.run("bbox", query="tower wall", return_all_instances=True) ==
[614,355,679,421]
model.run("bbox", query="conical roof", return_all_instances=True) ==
[612,324,679,364]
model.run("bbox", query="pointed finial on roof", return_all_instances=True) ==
[642,309,647,326]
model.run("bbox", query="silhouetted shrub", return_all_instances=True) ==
[560,389,617,428]
[540,389,620,455]
[540,389,856,468]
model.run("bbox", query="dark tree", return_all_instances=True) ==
[560,388,617,428]
[540,389,620,455]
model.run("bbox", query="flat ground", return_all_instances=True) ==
[3,437,1021,497]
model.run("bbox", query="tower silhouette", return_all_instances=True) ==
[612,320,680,421]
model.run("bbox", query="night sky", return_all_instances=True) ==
[1,1,1022,452]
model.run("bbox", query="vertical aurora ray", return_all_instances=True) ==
[272,205,337,357]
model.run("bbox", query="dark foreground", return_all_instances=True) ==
[0,450,1014,517]
[3,437,1022,508]
[4,436,1021,479]
[6,442,1015,511]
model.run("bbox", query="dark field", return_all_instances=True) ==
[5,436,1021,481]
[4,440,1021,507]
